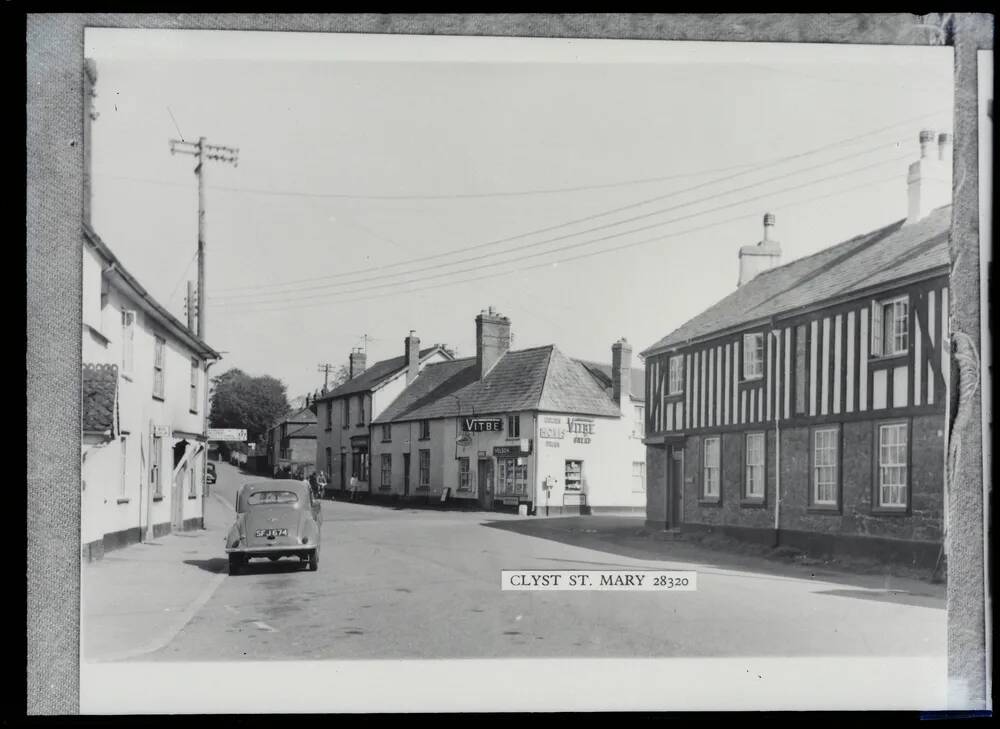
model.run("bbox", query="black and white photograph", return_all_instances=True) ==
[24,14,992,716]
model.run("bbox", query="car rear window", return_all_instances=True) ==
[247,490,299,505]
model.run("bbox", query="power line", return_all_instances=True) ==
[167,250,199,302]
[215,168,903,316]
[212,108,948,295]
[211,142,913,305]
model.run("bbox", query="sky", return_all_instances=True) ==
[84,30,954,399]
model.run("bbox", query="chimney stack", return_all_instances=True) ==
[737,213,782,287]
[906,129,953,225]
[404,330,420,385]
[611,338,632,408]
[348,348,367,379]
[475,306,511,379]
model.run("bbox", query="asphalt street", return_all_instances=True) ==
[140,462,945,661]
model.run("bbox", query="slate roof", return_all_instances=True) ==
[642,205,951,355]
[82,363,118,435]
[317,346,450,401]
[283,406,317,425]
[575,360,646,401]
[285,422,319,439]
[372,345,622,423]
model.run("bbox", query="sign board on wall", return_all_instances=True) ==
[153,425,169,437]
[207,428,247,441]
[456,434,473,446]
[461,417,503,432]
[494,440,532,458]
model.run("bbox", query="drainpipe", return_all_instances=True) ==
[771,329,781,546]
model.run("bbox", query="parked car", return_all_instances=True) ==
[206,462,217,484]
[224,481,322,575]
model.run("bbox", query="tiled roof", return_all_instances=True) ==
[82,363,117,435]
[642,206,951,355]
[373,345,621,424]
[284,406,317,424]
[575,359,646,401]
[318,346,449,401]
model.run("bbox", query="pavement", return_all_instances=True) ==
[82,461,945,663]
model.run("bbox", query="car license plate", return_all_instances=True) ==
[255,528,288,538]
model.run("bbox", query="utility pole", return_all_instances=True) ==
[185,281,196,332]
[317,363,335,389]
[169,136,239,341]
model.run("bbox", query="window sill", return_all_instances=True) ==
[152,495,164,502]
[740,376,764,385]
[116,497,130,505]
[381,439,391,444]
[807,505,841,515]
[152,395,165,402]
[664,392,684,400]
[187,495,197,500]
[416,486,430,491]
[418,438,430,442]
[698,498,722,506]
[355,424,366,428]
[342,426,350,430]
[740,498,767,508]
[189,409,198,415]
[121,373,134,382]
[869,353,908,366]
[871,506,910,516]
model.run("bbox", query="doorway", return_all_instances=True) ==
[339,455,346,492]
[668,447,684,528]
[403,452,411,496]
[478,459,494,510]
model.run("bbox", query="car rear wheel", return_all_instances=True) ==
[228,554,241,576]
[308,550,318,572]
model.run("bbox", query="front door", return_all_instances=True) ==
[339,456,346,492]
[478,459,494,510]
[171,464,185,530]
[403,453,411,496]
[668,447,684,528]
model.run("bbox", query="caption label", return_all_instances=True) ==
[501,570,697,591]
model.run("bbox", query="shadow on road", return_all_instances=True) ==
[183,558,228,573]
[482,517,945,602]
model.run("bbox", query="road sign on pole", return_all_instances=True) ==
[207,428,247,441]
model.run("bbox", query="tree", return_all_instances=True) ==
[209,368,290,443]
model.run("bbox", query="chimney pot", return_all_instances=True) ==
[906,130,953,225]
[919,129,936,158]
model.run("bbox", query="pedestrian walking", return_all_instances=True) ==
[349,475,358,501]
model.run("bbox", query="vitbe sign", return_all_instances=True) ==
[461,417,503,432]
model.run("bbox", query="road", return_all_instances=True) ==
[147,462,944,660]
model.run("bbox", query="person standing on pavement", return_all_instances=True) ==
[349,474,358,501]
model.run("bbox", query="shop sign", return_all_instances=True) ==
[567,417,595,444]
[207,428,247,441]
[456,433,473,447]
[462,417,503,432]
[494,440,532,457]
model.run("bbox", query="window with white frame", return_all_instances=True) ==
[418,449,430,488]
[507,415,520,438]
[631,461,646,492]
[878,422,908,507]
[381,423,391,442]
[458,457,471,491]
[189,358,199,413]
[153,336,165,399]
[744,432,765,498]
[634,405,645,437]
[121,310,135,375]
[812,428,839,506]
[871,296,909,357]
[668,355,684,394]
[743,333,764,380]
[703,436,721,499]
[380,453,392,489]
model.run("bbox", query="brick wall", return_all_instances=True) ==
[682,414,944,545]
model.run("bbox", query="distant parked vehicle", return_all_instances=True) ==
[224,481,322,575]
[206,462,217,484]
